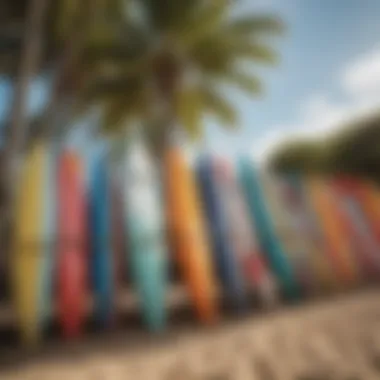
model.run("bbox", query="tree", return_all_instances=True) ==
[269,140,325,173]
[2,1,285,154]
[81,0,285,157]
[0,0,50,278]
[0,0,127,276]
[269,110,380,181]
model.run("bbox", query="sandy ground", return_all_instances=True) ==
[1,289,380,379]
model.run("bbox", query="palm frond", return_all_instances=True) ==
[176,86,203,140]
[221,70,263,95]
[102,93,145,134]
[176,0,230,47]
[84,74,146,104]
[227,14,285,36]
[136,0,200,32]
[191,39,233,74]
[84,41,149,66]
[201,86,237,127]
[231,39,279,65]
[62,0,284,143]
[55,0,79,42]
[191,34,279,76]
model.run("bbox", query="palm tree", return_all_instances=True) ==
[0,0,50,280]
[82,0,285,157]
[0,0,126,276]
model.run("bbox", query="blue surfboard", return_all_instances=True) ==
[196,155,247,310]
[89,143,114,325]
[123,135,167,331]
[238,158,300,300]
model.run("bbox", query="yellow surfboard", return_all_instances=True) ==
[12,143,46,344]
[306,178,359,287]
[165,147,218,324]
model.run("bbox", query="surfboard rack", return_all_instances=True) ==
[0,285,209,329]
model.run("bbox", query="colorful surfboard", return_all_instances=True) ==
[354,180,380,246]
[238,158,300,300]
[260,173,318,296]
[306,178,359,287]
[165,147,218,323]
[283,176,338,292]
[40,145,57,329]
[12,143,46,344]
[331,178,380,280]
[57,151,87,338]
[110,162,127,307]
[123,136,168,331]
[89,145,114,326]
[213,158,278,306]
[196,156,247,310]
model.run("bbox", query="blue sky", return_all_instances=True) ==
[206,0,380,160]
[1,1,380,159]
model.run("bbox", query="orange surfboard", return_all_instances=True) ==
[164,147,218,323]
[306,178,359,287]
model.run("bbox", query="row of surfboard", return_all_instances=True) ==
[11,137,380,345]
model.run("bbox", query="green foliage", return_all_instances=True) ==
[269,110,380,181]
[0,0,128,75]
[269,140,325,173]
[81,0,284,142]
[1,0,284,149]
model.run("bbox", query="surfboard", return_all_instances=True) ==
[89,145,114,326]
[110,161,127,311]
[238,158,300,300]
[57,150,87,338]
[165,147,218,323]
[260,173,318,297]
[283,176,338,292]
[354,180,380,246]
[305,178,359,287]
[213,158,278,306]
[39,145,57,330]
[12,143,46,344]
[331,177,380,280]
[123,136,168,331]
[196,155,247,310]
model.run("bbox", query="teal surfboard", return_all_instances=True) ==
[123,134,167,331]
[238,158,300,299]
[260,172,318,296]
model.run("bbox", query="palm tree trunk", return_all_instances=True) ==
[1,0,49,282]
[6,0,49,175]
[39,0,96,143]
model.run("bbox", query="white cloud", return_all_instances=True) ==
[252,129,290,163]
[343,49,380,98]
[252,48,380,163]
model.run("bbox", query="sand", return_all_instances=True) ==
[1,289,380,380]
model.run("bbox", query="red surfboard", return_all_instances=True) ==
[57,151,88,338]
[332,177,380,280]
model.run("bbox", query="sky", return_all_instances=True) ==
[1,1,380,161]
[205,0,380,161]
